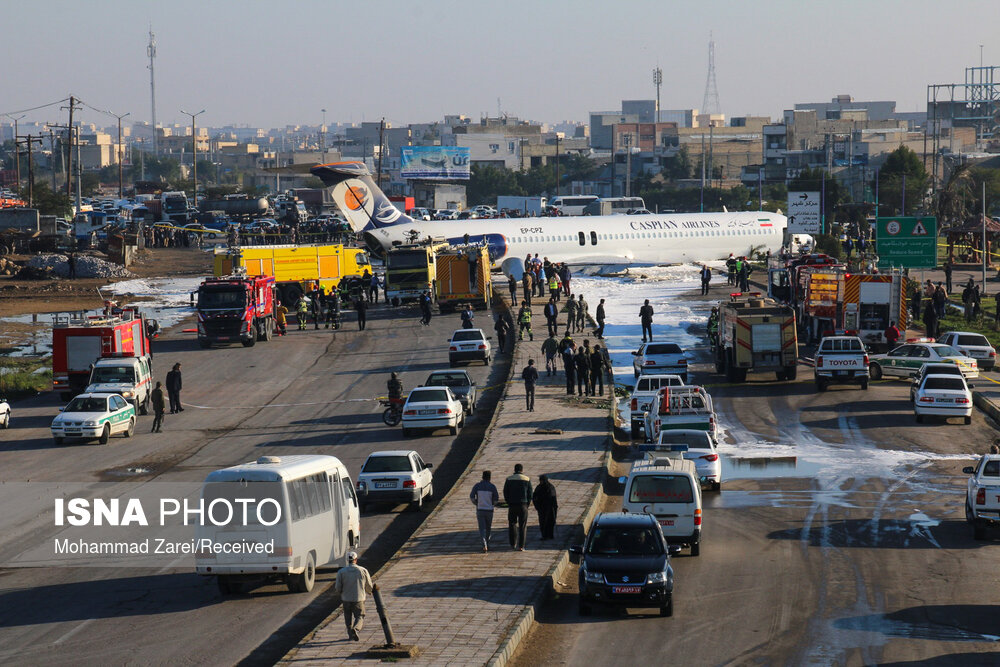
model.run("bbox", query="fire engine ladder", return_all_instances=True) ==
[889,271,902,328]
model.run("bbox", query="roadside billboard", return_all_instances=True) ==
[787,191,821,234]
[400,146,471,180]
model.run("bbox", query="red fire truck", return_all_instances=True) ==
[195,273,276,348]
[52,308,152,398]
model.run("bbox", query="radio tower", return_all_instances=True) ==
[147,28,158,155]
[702,32,722,117]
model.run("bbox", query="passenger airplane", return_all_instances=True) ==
[311,161,787,277]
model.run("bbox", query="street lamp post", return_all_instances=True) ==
[180,109,205,201]
[321,108,327,162]
[110,111,130,199]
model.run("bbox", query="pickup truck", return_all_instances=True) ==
[964,454,1000,540]
[814,335,869,391]
[643,386,717,444]
[628,374,685,440]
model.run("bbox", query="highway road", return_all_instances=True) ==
[513,297,1000,666]
[0,303,508,666]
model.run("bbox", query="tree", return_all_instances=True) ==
[661,147,692,181]
[19,182,72,217]
[935,163,975,228]
[516,164,556,196]
[874,145,928,216]
[467,164,523,205]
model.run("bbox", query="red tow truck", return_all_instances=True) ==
[195,273,276,348]
[52,307,152,399]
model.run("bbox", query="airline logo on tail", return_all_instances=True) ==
[312,162,412,232]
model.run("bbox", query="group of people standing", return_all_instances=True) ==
[509,254,573,307]
[724,254,752,292]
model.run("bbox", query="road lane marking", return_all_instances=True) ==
[52,618,94,645]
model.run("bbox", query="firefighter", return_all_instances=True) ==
[295,294,309,331]
[707,307,719,347]
[310,285,322,330]
[275,301,288,336]
[517,301,534,341]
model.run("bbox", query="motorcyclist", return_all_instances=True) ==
[387,372,404,404]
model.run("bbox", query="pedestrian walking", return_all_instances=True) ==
[166,363,183,414]
[334,551,373,641]
[522,359,538,411]
[595,298,606,339]
[923,299,939,339]
[640,299,654,342]
[566,294,579,333]
[508,274,517,304]
[700,264,711,295]
[541,333,559,376]
[576,294,589,332]
[460,303,475,329]
[544,298,559,337]
[944,261,954,295]
[562,341,577,395]
[356,296,368,330]
[369,272,381,304]
[470,470,499,552]
[590,344,607,396]
[532,475,558,540]
[517,301,534,341]
[559,264,571,296]
[150,381,165,433]
[503,464,532,551]
[419,291,433,326]
[67,252,77,279]
[575,345,592,396]
[934,282,947,319]
[494,316,509,353]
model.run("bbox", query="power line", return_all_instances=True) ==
[0,97,71,117]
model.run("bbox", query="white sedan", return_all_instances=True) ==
[51,392,137,444]
[654,429,722,492]
[356,450,435,512]
[401,386,465,436]
[914,374,973,425]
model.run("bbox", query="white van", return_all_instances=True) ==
[621,446,703,556]
[196,455,362,594]
[85,355,154,414]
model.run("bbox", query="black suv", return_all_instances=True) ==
[571,512,679,617]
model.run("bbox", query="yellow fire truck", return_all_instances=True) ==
[713,293,798,382]
[213,244,370,305]
[435,244,493,312]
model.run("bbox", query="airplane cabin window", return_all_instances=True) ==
[578,231,586,246]
[590,231,597,245]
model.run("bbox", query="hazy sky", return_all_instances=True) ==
[4,0,998,131]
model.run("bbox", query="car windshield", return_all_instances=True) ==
[821,338,863,352]
[629,474,694,504]
[957,334,990,347]
[65,397,107,413]
[426,373,470,387]
[452,331,483,342]
[199,287,246,309]
[362,456,412,473]
[91,366,135,383]
[387,251,429,269]
[921,364,961,376]
[645,344,681,355]
[924,377,966,391]
[932,345,961,357]
[588,526,664,556]
[408,389,449,403]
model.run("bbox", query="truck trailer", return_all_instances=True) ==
[435,244,493,312]
[713,293,798,382]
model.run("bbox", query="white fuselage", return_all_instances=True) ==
[365,211,786,267]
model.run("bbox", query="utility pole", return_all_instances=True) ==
[321,108,327,163]
[555,135,560,197]
[17,135,43,206]
[62,96,78,198]
[148,28,158,155]
[75,127,82,215]
[180,109,205,201]
[48,129,57,190]
[377,117,385,188]
[653,67,662,122]
[625,133,632,198]
[111,111,130,199]
[5,114,25,191]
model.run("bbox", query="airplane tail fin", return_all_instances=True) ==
[310,161,414,232]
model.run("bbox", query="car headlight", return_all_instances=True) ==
[582,566,604,584]
[121,391,134,398]
[646,571,669,584]
[84,420,99,426]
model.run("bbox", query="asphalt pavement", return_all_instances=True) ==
[0,300,508,666]
[511,282,1000,666]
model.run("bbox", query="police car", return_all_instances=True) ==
[51,392,137,445]
[869,339,978,381]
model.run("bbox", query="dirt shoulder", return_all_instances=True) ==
[0,247,212,319]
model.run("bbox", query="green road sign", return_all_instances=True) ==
[876,216,937,269]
